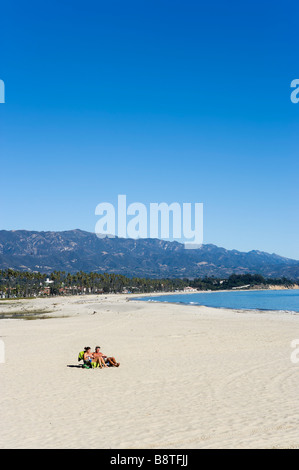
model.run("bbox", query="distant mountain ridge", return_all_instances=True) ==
[0,229,299,280]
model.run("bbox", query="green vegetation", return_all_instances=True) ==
[0,269,296,299]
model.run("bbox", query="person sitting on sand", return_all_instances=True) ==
[93,346,120,367]
[83,346,106,368]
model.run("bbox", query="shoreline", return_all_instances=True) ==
[1,282,298,303]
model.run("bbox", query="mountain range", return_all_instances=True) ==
[0,229,299,280]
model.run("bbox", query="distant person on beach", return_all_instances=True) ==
[83,346,106,368]
[93,346,120,367]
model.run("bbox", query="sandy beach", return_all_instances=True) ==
[1,293,299,449]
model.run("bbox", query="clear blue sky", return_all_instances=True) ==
[1,0,298,259]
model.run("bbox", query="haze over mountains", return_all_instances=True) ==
[0,229,299,280]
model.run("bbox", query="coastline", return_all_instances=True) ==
[127,284,299,301]
[1,286,298,319]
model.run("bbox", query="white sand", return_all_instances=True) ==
[1,293,299,449]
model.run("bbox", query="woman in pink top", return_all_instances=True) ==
[83,346,105,368]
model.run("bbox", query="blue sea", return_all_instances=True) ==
[133,289,299,313]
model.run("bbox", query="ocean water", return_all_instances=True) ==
[134,289,299,313]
